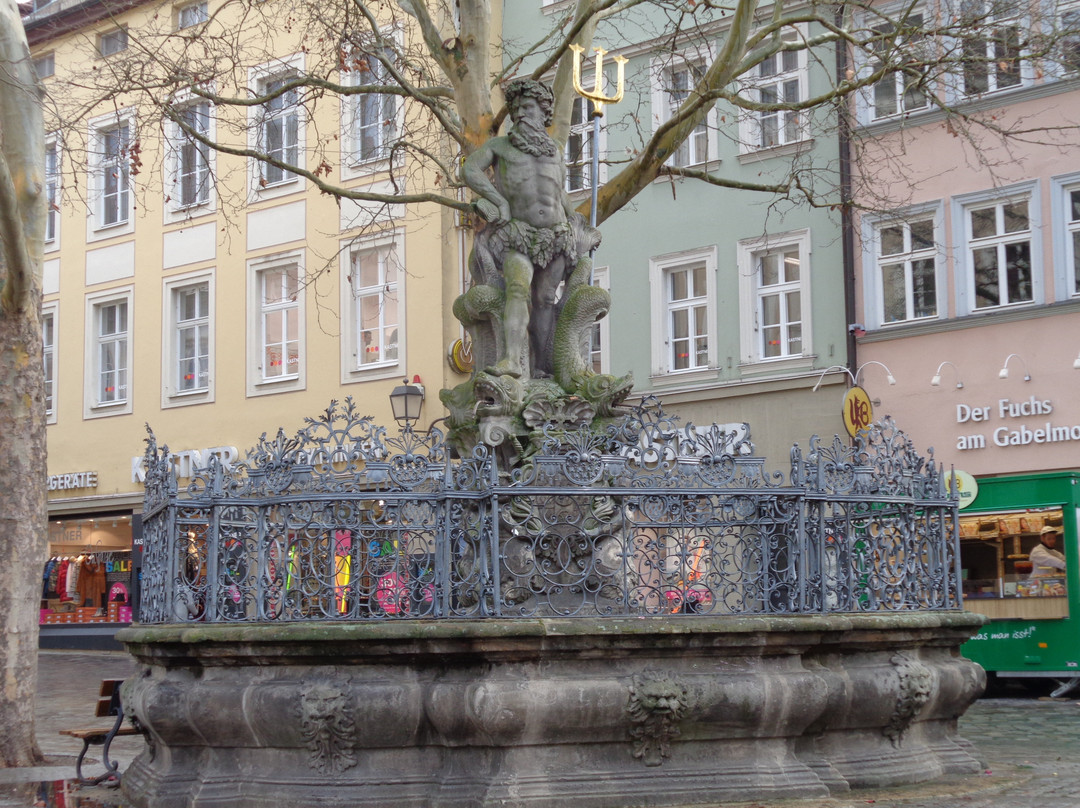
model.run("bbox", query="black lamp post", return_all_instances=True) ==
[389,377,425,428]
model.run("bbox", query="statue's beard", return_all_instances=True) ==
[509,117,557,157]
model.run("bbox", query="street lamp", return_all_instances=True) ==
[389,376,425,427]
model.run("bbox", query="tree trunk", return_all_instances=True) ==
[0,0,48,768]
[0,286,46,768]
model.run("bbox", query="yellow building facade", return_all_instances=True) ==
[26,0,469,645]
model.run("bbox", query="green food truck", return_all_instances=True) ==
[959,471,1080,695]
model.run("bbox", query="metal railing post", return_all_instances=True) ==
[487,461,501,617]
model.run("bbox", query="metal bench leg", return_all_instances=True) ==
[73,737,96,785]
[97,705,126,786]
[1051,676,1080,698]
[75,709,125,786]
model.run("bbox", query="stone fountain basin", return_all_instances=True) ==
[117,612,985,808]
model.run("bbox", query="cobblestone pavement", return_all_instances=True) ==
[3,651,1080,806]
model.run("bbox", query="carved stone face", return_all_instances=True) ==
[302,685,349,722]
[628,675,689,722]
[633,681,684,715]
[511,96,545,128]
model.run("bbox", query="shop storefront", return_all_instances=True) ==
[43,467,142,650]
[41,444,235,648]
[957,472,1080,690]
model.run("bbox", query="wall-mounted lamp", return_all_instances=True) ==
[1073,352,1080,370]
[854,360,897,387]
[930,361,964,389]
[998,353,1031,381]
[389,375,426,426]
[812,364,855,392]
[811,362,897,392]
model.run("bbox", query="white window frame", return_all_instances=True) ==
[247,250,306,396]
[1050,171,1080,300]
[737,229,814,368]
[565,96,608,193]
[33,52,54,79]
[87,110,135,240]
[84,286,133,418]
[858,8,932,123]
[952,182,1041,314]
[97,26,127,58]
[860,203,946,328]
[1055,2,1080,79]
[738,25,810,153]
[649,247,718,379]
[589,265,611,375]
[42,301,58,424]
[956,0,1031,97]
[162,270,215,407]
[1065,183,1080,297]
[340,228,406,383]
[650,47,718,169]
[248,55,305,199]
[177,1,208,29]
[341,45,400,172]
[166,97,215,220]
[44,135,59,249]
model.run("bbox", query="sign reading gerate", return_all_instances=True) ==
[47,471,98,491]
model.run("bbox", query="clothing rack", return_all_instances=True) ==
[48,545,132,558]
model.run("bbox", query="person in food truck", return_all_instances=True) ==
[1029,525,1067,578]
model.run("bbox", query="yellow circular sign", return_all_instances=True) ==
[842,386,874,438]
[945,469,979,509]
[447,338,474,374]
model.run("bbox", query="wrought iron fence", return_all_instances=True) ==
[138,398,961,623]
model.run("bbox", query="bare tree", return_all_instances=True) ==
[10,0,1078,762]
[35,0,1080,235]
[0,0,47,769]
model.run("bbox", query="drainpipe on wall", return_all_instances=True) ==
[835,3,858,378]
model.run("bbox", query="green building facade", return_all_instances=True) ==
[500,4,856,463]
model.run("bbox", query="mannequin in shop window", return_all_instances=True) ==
[77,555,108,610]
[220,534,248,619]
[1029,526,1067,579]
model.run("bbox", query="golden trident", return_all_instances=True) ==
[569,44,627,241]
[569,44,628,117]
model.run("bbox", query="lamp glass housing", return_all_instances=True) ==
[390,383,425,424]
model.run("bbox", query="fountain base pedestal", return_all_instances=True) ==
[118,613,984,808]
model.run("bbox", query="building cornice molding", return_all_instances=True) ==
[24,0,150,47]
[857,299,1080,343]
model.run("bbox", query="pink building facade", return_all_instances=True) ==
[850,89,1080,480]
[848,62,1080,683]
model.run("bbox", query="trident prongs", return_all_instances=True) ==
[570,43,627,118]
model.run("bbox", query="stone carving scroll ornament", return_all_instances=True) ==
[298,683,359,774]
[884,651,934,747]
[626,672,690,766]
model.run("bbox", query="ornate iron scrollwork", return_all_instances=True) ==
[139,399,960,623]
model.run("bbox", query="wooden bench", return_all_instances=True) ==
[59,678,140,786]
